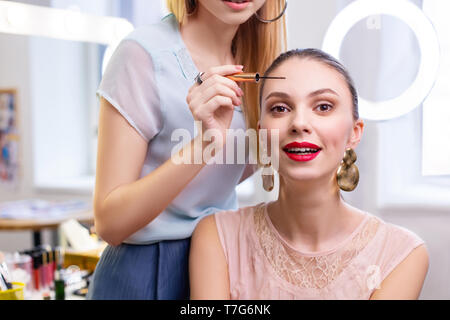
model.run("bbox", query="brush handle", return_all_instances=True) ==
[226,72,260,83]
[0,262,12,283]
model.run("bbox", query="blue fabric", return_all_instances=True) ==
[97,13,247,245]
[87,238,191,300]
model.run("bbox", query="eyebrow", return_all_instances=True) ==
[308,88,339,98]
[264,88,339,101]
[264,91,290,101]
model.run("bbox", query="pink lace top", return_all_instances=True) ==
[214,202,425,299]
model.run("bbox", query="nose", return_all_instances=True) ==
[289,106,312,135]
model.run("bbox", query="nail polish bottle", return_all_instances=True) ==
[54,269,65,300]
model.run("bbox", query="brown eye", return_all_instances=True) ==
[316,104,333,112]
[271,105,289,113]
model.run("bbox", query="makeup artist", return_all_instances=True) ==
[87,0,287,300]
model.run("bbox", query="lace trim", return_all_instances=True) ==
[253,204,380,289]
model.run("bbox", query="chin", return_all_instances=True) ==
[218,13,255,26]
[279,169,322,183]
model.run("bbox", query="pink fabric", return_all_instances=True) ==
[214,203,425,300]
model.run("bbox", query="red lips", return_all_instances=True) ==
[283,141,321,149]
[283,141,322,162]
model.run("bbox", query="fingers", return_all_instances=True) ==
[201,82,242,107]
[189,88,238,119]
[187,65,244,107]
[203,95,234,114]
[201,65,243,95]
[201,65,244,81]
[189,81,241,117]
[201,74,244,99]
[189,95,234,120]
[186,64,245,125]
[191,65,243,92]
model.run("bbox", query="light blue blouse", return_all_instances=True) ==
[97,13,248,244]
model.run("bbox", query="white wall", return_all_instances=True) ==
[0,10,98,252]
[0,33,35,251]
[0,33,89,251]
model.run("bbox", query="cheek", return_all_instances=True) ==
[259,118,285,144]
[259,112,288,131]
[259,120,284,158]
[315,119,353,162]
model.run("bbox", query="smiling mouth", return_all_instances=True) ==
[283,147,321,155]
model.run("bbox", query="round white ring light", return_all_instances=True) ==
[322,0,440,120]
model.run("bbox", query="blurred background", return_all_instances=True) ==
[0,0,448,299]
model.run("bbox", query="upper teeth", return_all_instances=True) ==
[286,148,318,152]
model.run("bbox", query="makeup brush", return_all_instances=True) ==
[226,72,285,83]
[0,252,13,290]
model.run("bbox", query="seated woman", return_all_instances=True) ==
[189,48,429,300]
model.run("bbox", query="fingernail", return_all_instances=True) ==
[236,65,244,70]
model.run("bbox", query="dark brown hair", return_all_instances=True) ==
[259,48,359,121]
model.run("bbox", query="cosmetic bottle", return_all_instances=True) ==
[53,269,65,300]
[53,247,65,300]
[48,250,54,287]
[32,252,42,292]
[41,251,48,290]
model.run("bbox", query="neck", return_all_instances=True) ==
[180,7,239,67]
[268,174,354,251]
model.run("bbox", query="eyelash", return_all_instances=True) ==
[270,105,290,113]
[315,103,333,112]
[270,103,334,114]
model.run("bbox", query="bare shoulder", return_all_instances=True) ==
[370,244,429,299]
[190,214,224,263]
[192,214,220,243]
[189,214,230,299]
[189,207,256,299]
[394,243,429,274]
[191,205,258,250]
[401,243,429,273]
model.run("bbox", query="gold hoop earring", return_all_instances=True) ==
[186,0,197,16]
[337,148,359,192]
[254,1,288,23]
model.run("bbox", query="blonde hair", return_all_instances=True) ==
[166,0,287,132]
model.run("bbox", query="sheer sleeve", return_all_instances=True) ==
[97,39,162,143]
[380,224,426,281]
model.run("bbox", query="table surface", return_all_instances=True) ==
[0,210,94,231]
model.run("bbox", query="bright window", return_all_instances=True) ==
[422,0,450,176]
[28,0,164,192]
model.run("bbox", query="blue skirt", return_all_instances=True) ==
[87,238,191,300]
